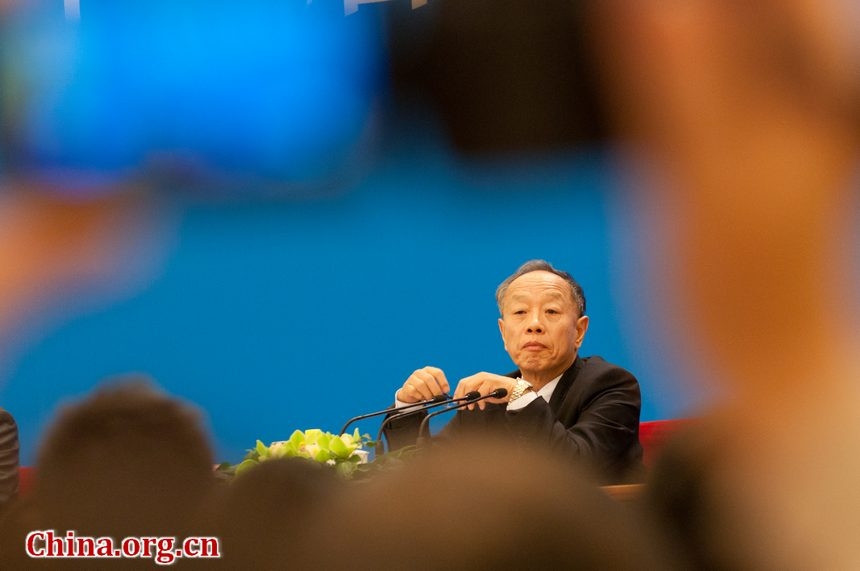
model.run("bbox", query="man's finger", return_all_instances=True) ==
[422,367,450,394]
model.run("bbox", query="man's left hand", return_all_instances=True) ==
[453,373,517,411]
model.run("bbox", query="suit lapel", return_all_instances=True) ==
[548,356,582,415]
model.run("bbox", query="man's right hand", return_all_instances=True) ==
[396,366,450,403]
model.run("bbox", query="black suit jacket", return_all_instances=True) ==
[0,409,19,509]
[385,356,644,484]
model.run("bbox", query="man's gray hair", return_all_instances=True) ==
[495,260,586,317]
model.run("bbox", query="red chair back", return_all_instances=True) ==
[17,466,35,497]
[639,419,689,468]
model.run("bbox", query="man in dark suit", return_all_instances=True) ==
[385,259,643,484]
[0,408,19,509]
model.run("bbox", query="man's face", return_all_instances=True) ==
[497,271,588,383]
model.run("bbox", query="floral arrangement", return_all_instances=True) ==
[219,428,373,480]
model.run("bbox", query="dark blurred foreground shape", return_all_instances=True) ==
[0,379,218,569]
[386,0,607,155]
[290,436,681,570]
[592,0,860,568]
[215,457,343,569]
[33,379,215,537]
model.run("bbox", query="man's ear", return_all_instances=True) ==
[498,317,507,350]
[575,315,589,348]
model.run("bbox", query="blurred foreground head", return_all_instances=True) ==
[35,378,215,537]
[218,457,343,569]
[297,436,677,570]
[592,0,860,393]
[593,1,860,568]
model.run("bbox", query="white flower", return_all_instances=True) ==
[303,443,321,459]
[268,441,288,458]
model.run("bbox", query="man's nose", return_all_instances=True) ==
[526,312,544,333]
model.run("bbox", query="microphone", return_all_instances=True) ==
[339,393,449,436]
[375,391,482,455]
[417,388,508,445]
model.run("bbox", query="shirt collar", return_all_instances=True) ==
[519,373,562,402]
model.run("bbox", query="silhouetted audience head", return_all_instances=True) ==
[34,378,215,538]
[217,457,343,569]
[294,435,678,570]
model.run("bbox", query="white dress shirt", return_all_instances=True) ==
[505,374,562,411]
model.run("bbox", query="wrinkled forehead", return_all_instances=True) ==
[503,271,576,306]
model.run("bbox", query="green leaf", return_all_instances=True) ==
[317,433,331,451]
[282,440,300,456]
[304,429,323,444]
[335,461,356,479]
[255,440,269,459]
[329,436,350,458]
[288,430,305,448]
